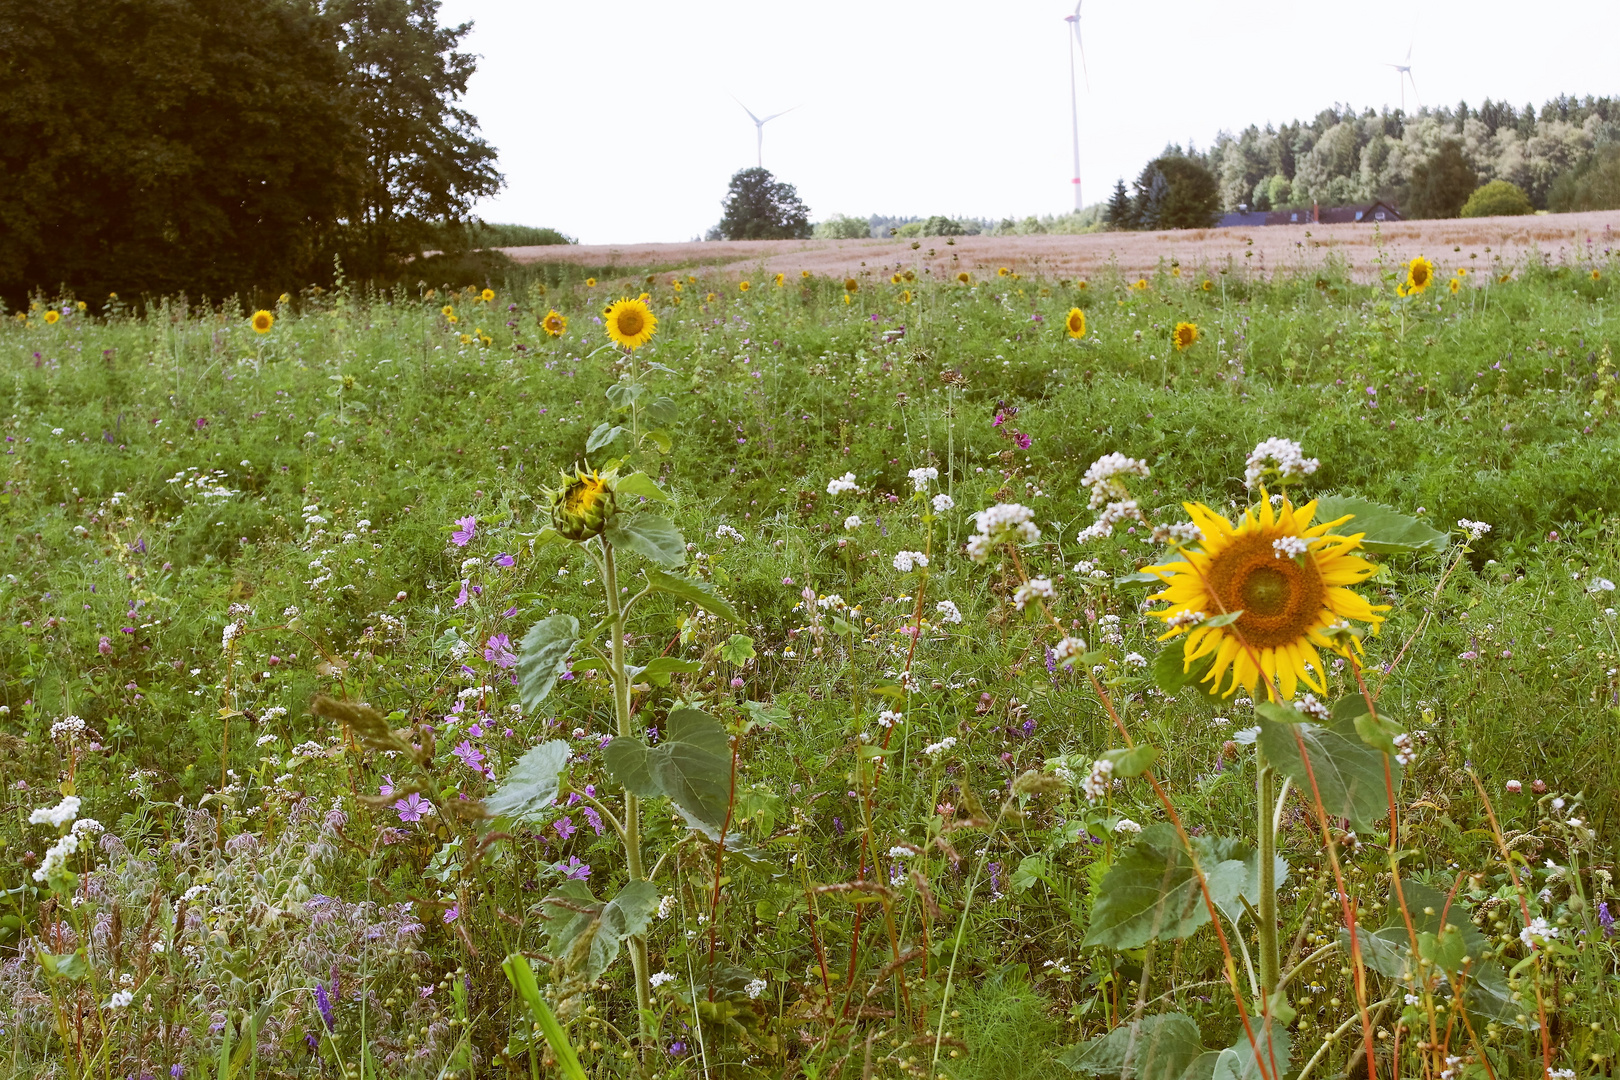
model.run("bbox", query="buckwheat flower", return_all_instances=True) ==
[1272,536,1309,559]
[931,600,963,626]
[893,550,928,572]
[745,977,767,999]
[1244,437,1319,489]
[1082,758,1114,802]
[1114,818,1143,835]
[1292,693,1330,721]
[1123,652,1147,668]
[923,736,957,756]
[1013,577,1055,610]
[1392,732,1417,766]
[907,466,939,491]
[221,621,242,651]
[450,515,477,546]
[1080,453,1150,508]
[1149,521,1203,545]
[887,845,915,859]
[50,715,87,741]
[1520,916,1558,948]
[33,832,80,881]
[1053,636,1086,667]
[108,990,134,1010]
[483,633,518,668]
[826,472,860,495]
[650,972,676,988]
[1164,609,1204,630]
[657,894,677,919]
[1457,519,1491,541]
[29,795,81,828]
[71,818,104,837]
[966,503,1040,562]
[715,524,745,543]
[843,514,862,531]
[932,493,955,513]
[878,710,903,728]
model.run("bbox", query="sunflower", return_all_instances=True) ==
[279,292,291,303]
[44,310,60,325]
[1131,278,1149,291]
[441,305,455,318]
[541,309,567,337]
[903,269,915,282]
[480,288,495,302]
[478,331,493,346]
[1077,280,1088,289]
[997,267,1010,277]
[459,333,472,344]
[447,314,459,324]
[585,278,597,288]
[604,297,657,350]
[890,273,902,285]
[1448,277,1461,294]
[956,272,970,285]
[774,273,785,286]
[1172,321,1199,350]
[1454,267,1468,277]
[673,281,683,292]
[1065,308,1086,338]
[1147,496,1387,698]
[844,277,858,293]
[801,270,810,279]
[1403,256,1434,294]
[739,280,751,292]
[899,289,912,304]
[76,300,86,311]
[1171,266,1181,278]
[1498,274,1511,283]
[705,292,716,303]
[251,310,275,334]
[1593,270,1603,282]
[1202,280,1213,292]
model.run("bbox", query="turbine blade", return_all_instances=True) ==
[728,93,762,124]
[1077,36,1090,91]
[1406,71,1420,105]
[760,104,801,124]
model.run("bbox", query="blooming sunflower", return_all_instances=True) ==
[1131,278,1149,291]
[1202,280,1213,292]
[739,280,751,292]
[44,310,60,325]
[1078,280,1089,289]
[903,269,916,282]
[1592,270,1602,281]
[1172,321,1199,350]
[1147,497,1387,698]
[801,270,810,279]
[76,300,86,311]
[997,267,1010,277]
[1171,266,1182,278]
[1448,277,1461,294]
[1403,256,1435,294]
[604,297,657,350]
[585,278,597,288]
[899,289,912,304]
[480,288,495,302]
[1065,308,1086,338]
[956,272,970,285]
[459,333,472,344]
[251,310,274,333]
[705,292,716,302]
[541,309,567,337]
[890,273,902,285]
[774,273,785,286]
[447,314,459,324]
[441,304,455,318]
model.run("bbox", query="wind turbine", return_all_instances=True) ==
[1387,45,1420,112]
[1064,1,1089,212]
[731,96,799,170]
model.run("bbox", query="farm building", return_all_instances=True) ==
[1217,201,1402,227]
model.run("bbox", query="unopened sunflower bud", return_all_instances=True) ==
[547,466,617,541]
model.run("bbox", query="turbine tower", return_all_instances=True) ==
[1064,1,1089,212]
[1387,45,1420,112]
[731,96,798,169]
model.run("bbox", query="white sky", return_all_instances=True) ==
[438,1,1620,244]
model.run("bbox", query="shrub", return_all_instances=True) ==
[813,214,871,240]
[1460,180,1534,218]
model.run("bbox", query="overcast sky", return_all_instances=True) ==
[437,1,1619,244]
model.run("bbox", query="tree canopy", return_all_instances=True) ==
[714,168,812,241]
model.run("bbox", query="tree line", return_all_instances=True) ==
[0,0,502,306]
[1105,95,1620,230]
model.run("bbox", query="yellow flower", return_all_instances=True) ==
[774,273,785,287]
[1592,269,1603,281]
[279,292,290,303]
[459,333,472,344]
[686,275,696,284]
[739,280,751,292]
[1403,256,1435,294]
[890,273,902,285]
[673,281,683,292]
[1147,496,1387,698]
[844,277,858,293]
[1077,280,1088,289]
[109,292,118,300]
[705,292,716,303]
[251,310,274,334]
[899,289,912,305]
[12,312,24,322]
[481,288,495,302]
[1065,308,1086,338]
[903,269,915,282]
[1131,278,1149,291]
[447,314,459,324]
[585,278,597,288]
[1172,322,1199,350]
[441,305,455,317]
[1448,278,1461,294]
[44,310,60,324]
[843,294,852,305]
[1202,280,1213,292]
[997,267,1010,277]
[1454,267,1468,277]
[76,301,86,311]
[1171,266,1181,278]
[541,309,567,337]
[801,270,810,279]
[478,331,493,346]
[604,297,657,350]
[956,272,970,285]
[1498,274,1511,283]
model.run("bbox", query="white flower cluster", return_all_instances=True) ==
[107,990,134,1010]
[1165,609,1205,630]
[657,894,677,919]
[1082,758,1114,802]
[1149,521,1203,546]
[1123,652,1147,668]
[1519,916,1558,949]
[877,710,904,728]
[935,600,963,624]
[1244,437,1319,489]
[1081,453,1150,508]
[826,472,860,495]
[907,466,939,492]
[221,620,244,651]
[29,795,81,828]
[1272,536,1308,559]
[34,831,80,882]
[1053,636,1087,667]
[1456,518,1491,541]
[843,514,862,531]
[1077,499,1145,543]
[887,845,915,859]
[1114,818,1143,835]
[72,818,104,837]
[649,971,676,988]
[893,550,929,572]
[966,503,1040,561]
[745,977,767,1000]
[1013,577,1055,610]
[1589,577,1616,593]
[923,736,957,756]
[931,493,955,513]
[714,524,745,543]
[1392,732,1417,766]
[51,715,87,741]
[1293,693,1330,721]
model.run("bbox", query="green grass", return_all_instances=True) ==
[1,253,1617,1079]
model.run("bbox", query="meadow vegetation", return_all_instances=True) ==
[2,245,1618,1080]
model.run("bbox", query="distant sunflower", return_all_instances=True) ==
[76,300,86,311]
[477,331,493,346]
[541,309,567,337]
[687,275,696,284]
[1592,269,1603,281]
[801,270,811,279]
[585,277,597,288]
[1454,267,1468,277]
[739,280,751,292]
[279,292,291,303]
[1172,321,1199,350]
[604,297,657,350]
[251,310,274,334]
[1147,496,1387,699]
[480,288,495,302]
[1403,256,1435,294]
[1202,280,1213,292]
[1499,274,1511,283]
[441,305,455,317]
[1077,280,1088,289]
[673,281,683,292]
[903,269,915,282]
[1065,308,1086,338]
[459,333,472,344]
[1171,266,1182,278]
[44,310,60,325]
[997,267,1010,277]
[705,292,716,302]
[956,272,971,285]
[774,273,785,286]
[899,289,912,304]
[844,277,858,293]
[890,273,902,285]
[447,314,459,324]
[1448,277,1461,294]
[1131,278,1149,291]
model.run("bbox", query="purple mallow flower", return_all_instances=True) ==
[484,633,518,668]
[556,856,591,880]
[554,816,577,840]
[394,793,431,822]
[452,741,485,772]
[450,515,477,547]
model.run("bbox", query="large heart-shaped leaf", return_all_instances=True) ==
[614,471,670,504]
[604,513,685,568]
[1313,495,1449,555]
[1256,703,1398,831]
[484,740,569,822]
[517,615,579,711]
[1082,824,1247,949]
[537,879,660,986]
[1058,1012,1204,1078]
[602,708,732,830]
[643,568,739,622]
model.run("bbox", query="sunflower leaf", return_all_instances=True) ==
[585,423,624,453]
[1082,824,1247,949]
[1313,495,1449,556]
[604,513,685,568]
[1056,1012,1205,1077]
[517,615,580,711]
[1256,706,1398,831]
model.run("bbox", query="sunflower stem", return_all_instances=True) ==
[1256,754,1280,1000]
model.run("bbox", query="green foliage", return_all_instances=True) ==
[1060,1012,1204,1078]
[602,513,686,568]
[1406,139,1478,220]
[502,954,589,1080]
[1312,494,1449,554]
[516,614,580,709]
[1082,824,1247,949]
[483,740,569,822]
[537,879,660,987]
[812,214,872,240]
[714,167,812,240]
[604,707,731,827]
[1460,179,1534,218]
[1132,156,1221,230]
[1255,702,1399,831]
[1548,144,1620,212]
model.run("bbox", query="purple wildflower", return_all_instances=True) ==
[493,552,515,567]
[1600,902,1615,937]
[377,775,394,797]
[443,904,460,923]
[451,741,485,771]
[1021,718,1037,737]
[99,635,113,655]
[394,793,431,822]
[832,816,845,837]
[988,862,1004,897]
[483,633,518,668]
[582,807,604,835]
[454,580,470,608]
[554,816,577,841]
[1015,432,1033,450]
[450,515,477,547]
[314,983,334,1030]
[557,856,591,880]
